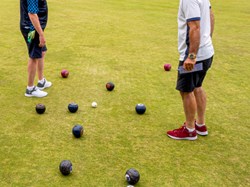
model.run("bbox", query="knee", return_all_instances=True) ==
[194,87,203,94]
[180,91,194,99]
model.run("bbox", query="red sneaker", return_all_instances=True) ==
[195,124,208,136]
[167,126,197,140]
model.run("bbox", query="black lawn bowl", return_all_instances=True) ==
[35,103,46,114]
[106,82,115,91]
[135,104,146,115]
[68,103,78,113]
[59,160,73,176]
[72,125,84,138]
[125,168,140,185]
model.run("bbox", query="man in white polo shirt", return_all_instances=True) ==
[167,0,215,140]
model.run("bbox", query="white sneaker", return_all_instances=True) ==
[37,78,52,90]
[25,86,48,98]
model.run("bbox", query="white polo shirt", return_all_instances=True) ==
[178,0,214,61]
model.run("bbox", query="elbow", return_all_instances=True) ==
[28,13,37,19]
[211,15,215,24]
[196,26,200,33]
[210,10,215,24]
[194,26,200,35]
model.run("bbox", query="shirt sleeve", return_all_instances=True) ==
[183,0,201,22]
[27,0,39,14]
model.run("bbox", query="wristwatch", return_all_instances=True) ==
[188,53,196,60]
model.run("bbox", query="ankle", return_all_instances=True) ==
[196,122,205,127]
[186,126,195,132]
[185,121,195,129]
[38,78,45,83]
[27,85,35,90]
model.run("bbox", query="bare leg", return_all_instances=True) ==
[27,58,38,87]
[37,51,46,80]
[180,91,196,129]
[194,87,206,124]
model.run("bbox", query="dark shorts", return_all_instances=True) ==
[176,56,213,92]
[21,30,47,59]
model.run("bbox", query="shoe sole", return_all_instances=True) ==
[25,93,48,98]
[167,134,197,140]
[196,130,208,136]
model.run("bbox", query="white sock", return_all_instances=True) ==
[196,123,205,127]
[38,78,45,83]
[186,127,195,132]
[27,86,34,90]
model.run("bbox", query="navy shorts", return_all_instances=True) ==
[176,56,213,92]
[21,30,47,59]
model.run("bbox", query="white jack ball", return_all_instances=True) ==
[91,102,97,108]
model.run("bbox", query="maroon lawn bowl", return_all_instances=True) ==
[61,69,69,78]
[164,64,171,71]
[106,82,115,91]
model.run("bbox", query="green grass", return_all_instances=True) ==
[0,0,250,186]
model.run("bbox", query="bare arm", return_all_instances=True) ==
[188,20,200,55]
[28,13,46,47]
[183,20,200,71]
[210,9,214,38]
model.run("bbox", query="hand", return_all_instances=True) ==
[183,58,196,71]
[39,35,46,47]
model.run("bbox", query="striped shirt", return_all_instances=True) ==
[20,0,48,31]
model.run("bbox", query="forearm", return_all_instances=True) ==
[28,13,44,36]
[210,9,214,37]
[189,26,200,54]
